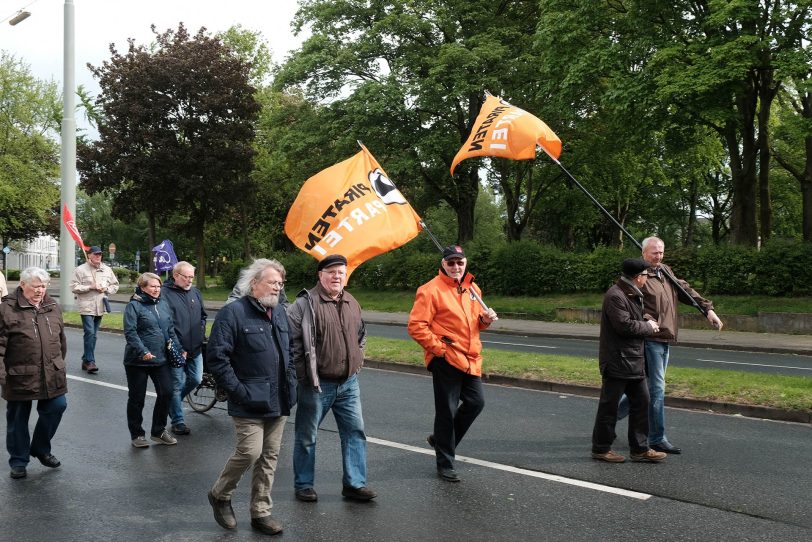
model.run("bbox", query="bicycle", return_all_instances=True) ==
[185,370,228,413]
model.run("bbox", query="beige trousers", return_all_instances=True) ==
[211,416,287,518]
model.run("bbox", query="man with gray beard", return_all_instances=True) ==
[206,259,298,536]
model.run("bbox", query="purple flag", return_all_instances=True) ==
[152,239,178,273]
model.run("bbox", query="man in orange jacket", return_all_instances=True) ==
[407,245,498,482]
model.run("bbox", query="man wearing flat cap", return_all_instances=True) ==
[591,258,666,464]
[287,254,377,503]
[407,245,498,482]
[71,245,119,373]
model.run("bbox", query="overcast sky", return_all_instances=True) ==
[0,0,305,96]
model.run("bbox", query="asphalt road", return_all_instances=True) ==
[106,300,812,378]
[1,329,810,541]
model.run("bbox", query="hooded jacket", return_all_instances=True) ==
[407,269,490,376]
[598,278,656,379]
[0,288,67,401]
[123,287,183,367]
[161,277,207,358]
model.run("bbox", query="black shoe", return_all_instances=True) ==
[35,454,61,468]
[207,491,236,529]
[426,434,436,448]
[172,423,191,435]
[295,488,318,502]
[251,515,283,535]
[651,442,682,454]
[10,466,26,479]
[342,486,377,501]
[437,468,460,482]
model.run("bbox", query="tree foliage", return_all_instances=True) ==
[78,24,260,285]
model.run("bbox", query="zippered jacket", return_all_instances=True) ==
[642,263,714,344]
[599,278,655,379]
[161,277,207,358]
[123,288,182,367]
[407,269,490,376]
[70,262,119,316]
[0,288,67,401]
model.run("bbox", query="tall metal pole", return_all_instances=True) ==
[58,0,76,310]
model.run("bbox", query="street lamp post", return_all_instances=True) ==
[58,0,76,310]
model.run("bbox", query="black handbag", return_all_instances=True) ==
[165,340,186,368]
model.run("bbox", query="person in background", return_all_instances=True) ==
[287,254,377,503]
[0,271,8,298]
[619,236,723,455]
[206,259,297,536]
[591,258,666,463]
[407,245,498,482]
[0,267,67,479]
[162,261,207,435]
[123,272,183,448]
[71,245,119,374]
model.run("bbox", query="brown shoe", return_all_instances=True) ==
[591,450,626,463]
[630,449,667,463]
[85,362,99,374]
[208,491,236,529]
[341,485,377,501]
[251,515,283,535]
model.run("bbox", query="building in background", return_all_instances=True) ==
[3,235,60,272]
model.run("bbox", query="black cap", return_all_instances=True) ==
[442,245,465,260]
[317,254,347,272]
[622,258,652,278]
[89,246,102,254]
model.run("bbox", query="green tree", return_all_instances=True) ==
[0,52,61,259]
[78,24,260,286]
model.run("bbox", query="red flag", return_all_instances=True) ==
[450,95,562,176]
[285,145,422,279]
[62,204,90,251]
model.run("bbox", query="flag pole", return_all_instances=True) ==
[539,147,708,317]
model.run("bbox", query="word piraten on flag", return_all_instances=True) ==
[450,95,562,176]
[285,145,422,278]
[62,204,90,251]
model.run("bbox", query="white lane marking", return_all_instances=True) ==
[483,340,558,349]
[68,374,156,396]
[367,436,651,501]
[697,359,812,371]
[69,374,648,500]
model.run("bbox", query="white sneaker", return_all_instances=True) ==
[150,430,178,445]
[131,436,149,448]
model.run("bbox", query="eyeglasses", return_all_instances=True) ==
[266,281,285,288]
[176,274,194,280]
[445,260,465,267]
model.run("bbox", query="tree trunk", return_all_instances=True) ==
[685,176,698,247]
[725,90,759,246]
[147,213,157,273]
[757,66,779,243]
[195,221,207,290]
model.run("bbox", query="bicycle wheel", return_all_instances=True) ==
[186,382,218,413]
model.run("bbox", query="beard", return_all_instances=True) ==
[180,283,192,291]
[257,293,279,308]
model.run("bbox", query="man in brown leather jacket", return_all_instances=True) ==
[0,267,67,480]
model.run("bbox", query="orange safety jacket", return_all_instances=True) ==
[407,269,490,376]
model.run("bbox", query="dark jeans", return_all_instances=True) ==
[429,356,485,470]
[592,377,649,454]
[80,314,102,363]
[6,395,67,468]
[124,364,172,439]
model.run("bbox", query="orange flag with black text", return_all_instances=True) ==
[285,145,422,278]
[450,95,562,176]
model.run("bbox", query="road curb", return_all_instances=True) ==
[363,359,812,425]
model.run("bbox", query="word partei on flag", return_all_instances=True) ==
[152,239,178,273]
[450,94,562,176]
[62,203,90,252]
[285,145,422,279]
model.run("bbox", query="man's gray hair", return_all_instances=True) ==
[641,236,664,251]
[235,258,286,298]
[173,261,195,274]
[20,267,50,284]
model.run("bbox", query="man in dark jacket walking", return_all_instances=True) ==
[206,259,297,536]
[0,267,67,479]
[591,259,666,464]
[162,261,207,435]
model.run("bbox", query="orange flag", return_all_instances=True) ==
[62,203,90,251]
[450,95,562,176]
[285,145,422,278]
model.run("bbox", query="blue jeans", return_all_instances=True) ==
[6,395,67,468]
[293,373,367,490]
[169,353,203,426]
[618,340,671,446]
[80,314,102,363]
